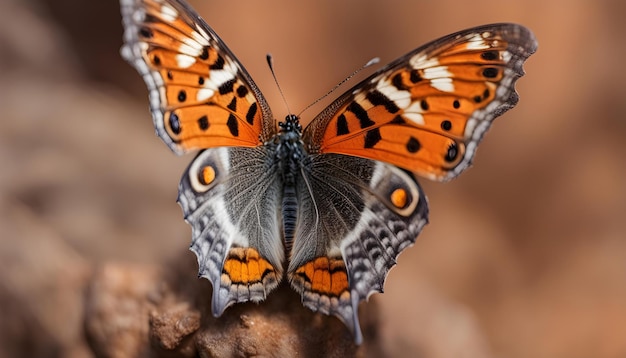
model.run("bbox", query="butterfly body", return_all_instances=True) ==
[273,115,305,247]
[120,0,537,344]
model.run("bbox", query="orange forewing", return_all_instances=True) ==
[310,28,523,180]
[143,0,198,46]
[159,77,263,149]
[323,124,464,179]
[163,104,261,149]
[130,0,266,151]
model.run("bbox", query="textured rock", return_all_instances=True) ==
[83,254,381,357]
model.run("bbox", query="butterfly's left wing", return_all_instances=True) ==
[121,0,285,316]
[303,23,537,181]
[120,0,275,154]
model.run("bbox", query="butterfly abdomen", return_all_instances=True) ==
[282,181,298,251]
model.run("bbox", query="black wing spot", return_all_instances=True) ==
[445,143,459,162]
[198,115,209,131]
[236,85,248,98]
[227,97,237,111]
[481,51,499,61]
[336,114,350,135]
[144,14,158,23]
[246,102,257,125]
[441,120,452,131]
[139,27,153,38]
[169,113,181,135]
[218,79,235,95]
[152,55,161,66]
[420,99,429,111]
[482,67,499,78]
[390,115,406,124]
[410,69,422,83]
[364,128,382,148]
[198,76,205,85]
[348,102,375,129]
[177,90,187,102]
[483,88,490,99]
[473,95,483,103]
[210,55,225,70]
[406,136,421,153]
[226,114,239,137]
[167,71,174,80]
[367,90,400,114]
[453,99,460,109]
[392,73,409,90]
[199,46,209,60]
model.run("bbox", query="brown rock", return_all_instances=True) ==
[150,303,201,351]
[85,263,162,358]
[84,253,380,357]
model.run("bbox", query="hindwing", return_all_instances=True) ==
[178,147,284,314]
[288,154,429,343]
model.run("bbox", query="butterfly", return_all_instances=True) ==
[120,0,537,344]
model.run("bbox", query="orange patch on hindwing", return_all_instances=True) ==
[222,247,277,285]
[294,257,349,297]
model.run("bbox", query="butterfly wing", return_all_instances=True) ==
[303,23,537,181]
[120,0,275,154]
[289,24,536,342]
[178,147,284,316]
[288,154,428,344]
[121,0,284,315]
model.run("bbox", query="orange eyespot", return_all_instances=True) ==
[390,188,408,208]
[199,165,216,185]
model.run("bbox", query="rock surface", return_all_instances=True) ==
[83,256,382,357]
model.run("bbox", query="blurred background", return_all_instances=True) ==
[1,0,625,357]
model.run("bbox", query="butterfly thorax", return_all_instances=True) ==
[274,114,306,181]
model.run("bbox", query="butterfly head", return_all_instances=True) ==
[274,114,305,162]
[278,114,302,135]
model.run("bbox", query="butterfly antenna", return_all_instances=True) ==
[298,57,380,117]
[266,54,293,115]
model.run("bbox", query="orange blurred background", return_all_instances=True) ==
[1,0,625,357]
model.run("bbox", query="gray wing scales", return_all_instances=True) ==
[288,154,429,343]
[178,147,284,316]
